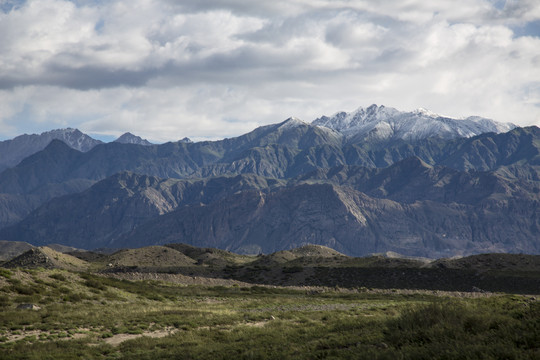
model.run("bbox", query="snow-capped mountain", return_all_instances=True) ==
[114,132,153,146]
[0,128,102,170]
[312,104,516,143]
[38,128,102,152]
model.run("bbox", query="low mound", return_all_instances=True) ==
[165,243,253,266]
[46,243,81,253]
[0,240,34,261]
[3,246,89,271]
[253,245,348,267]
[289,245,347,258]
[252,250,298,266]
[108,246,196,267]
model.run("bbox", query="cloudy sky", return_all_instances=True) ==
[0,0,539,142]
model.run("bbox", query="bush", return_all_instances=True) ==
[49,273,66,281]
[11,285,37,296]
[383,299,536,359]
[0,295,10,307]
[84,279,107,291]
[282,266,303,274]
[64,293,88,303]
[0,269,12,279]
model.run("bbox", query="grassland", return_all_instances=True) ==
[0,266,538,359]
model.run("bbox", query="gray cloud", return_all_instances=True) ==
[0,0,539,142]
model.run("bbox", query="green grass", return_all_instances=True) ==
[0,269,537,359]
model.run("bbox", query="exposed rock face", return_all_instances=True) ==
[112,182,540,258]
[0,172,283,248]
[1,150,539,257]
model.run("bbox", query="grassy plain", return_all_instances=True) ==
[0,268,538,359]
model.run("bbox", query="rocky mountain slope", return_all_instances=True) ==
[0,172,282,247]
[3,155,538,257]
[109,181,538,258]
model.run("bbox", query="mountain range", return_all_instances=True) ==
[0,105,538,258]
[0,128,168,172]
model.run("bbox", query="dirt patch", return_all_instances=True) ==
[242,321,269,328]
[4,328,93,343]
[103,327,178,346]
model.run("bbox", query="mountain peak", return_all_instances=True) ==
[413,107,438,117]
[42,128,78,135]
[114,132,153,146]
[278,117,308,130]
[312,104,516,143]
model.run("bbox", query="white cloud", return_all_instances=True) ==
[0,0,539,141]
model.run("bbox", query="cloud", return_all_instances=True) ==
[0,0,539,142]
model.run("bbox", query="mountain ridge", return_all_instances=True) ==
[0,128,102,172]
[313,104,516,144]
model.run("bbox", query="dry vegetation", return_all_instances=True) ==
[0,244,538,359]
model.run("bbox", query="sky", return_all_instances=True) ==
[0,0,539,142]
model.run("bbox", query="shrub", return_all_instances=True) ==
[283,266,303,273]
[0,269,12,279]
[11,285,37,296]
[0,295,10,307]
[83,279,107,291]
[49,273,66,281]
[384,299,537,358]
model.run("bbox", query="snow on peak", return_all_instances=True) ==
[413,108,438,117]
[279,117,308,129]
[312,104,400,136]
[38,128,102,152]
[312,105,516,143]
